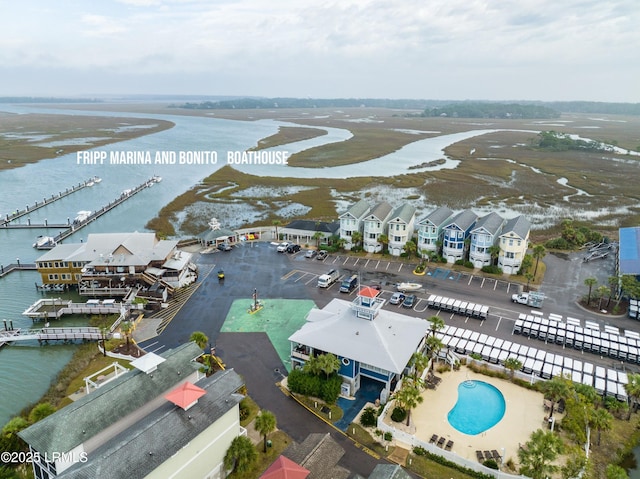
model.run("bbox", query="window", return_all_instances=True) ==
[48,274,59,280]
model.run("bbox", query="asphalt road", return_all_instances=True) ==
[137,241,636,476]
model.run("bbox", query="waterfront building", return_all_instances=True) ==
[416,206,454,258]
[289,287,429,397]
[442,210,478,264]
[362,202,393,253]
[497,215,531,275]
[281,220,340,247]
[469,212,505,268]
[386,204,417,257]
[19,343,245,479]
[339,200,371,250]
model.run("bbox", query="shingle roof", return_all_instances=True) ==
[389,204,416,224]
[368,464,413,479]
[501,215,531,241]
[284,433,349,479]
[472,212,504,235]
[339,199,370,220]
[366,202,393,222]
[289,299,429,374]
[57,369,244,479]
[417,206,454,227]
[19,342,204,456]
[284,220,340,234]
[445,210,477,231]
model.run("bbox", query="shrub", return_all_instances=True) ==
[383,431,393,441]
[413,446,427,456]
[481,265,502,274]
[483,458,499,469]
[287,369,342,404]
[360,407,377,428]
[454,259,464,265]
[390,406,407,423]
[463,260,474,269]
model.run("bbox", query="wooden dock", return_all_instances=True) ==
[23,298,124,320]
[0,329,21,348]
[35,176,161,249]
[1,179,93,227]
[0,263,37,278]
[0,327,110,346]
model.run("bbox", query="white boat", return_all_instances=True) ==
[74,210,92,224]
[151,175,162,183]
[86,180,94,187]
[33,235,56,248]
[396,282,423,292]
[92,176,102,184]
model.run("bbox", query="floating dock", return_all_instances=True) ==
[23,298,124,320]
[0,327,110,345]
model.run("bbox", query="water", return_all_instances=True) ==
[447,380,506,435]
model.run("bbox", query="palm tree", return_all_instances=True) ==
[589,407,612,446]
[584,277,598,305]
[517,429,564,479]
[427,315,445,337]
[121,321,132,351]
[596,284,610,310]
[254,410,277,453]
[312,231,324,248]
[540,377,571,419]
[224,435,257,473]
[488,244,501,266]
[394,380,423,426]
[272,219,282,240]
[404,240,417,258]
[352,231,362,250]
[532,244,546,276]
[189,331,209,350]
[408,351,429,383]
[504,357,523,381]
[315,353,341,379]
[378,234,389,254]
[426,334,443,372]
[624,373,640,420]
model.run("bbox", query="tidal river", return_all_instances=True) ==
[0,103,513,425]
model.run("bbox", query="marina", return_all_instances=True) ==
[22,298,124,321]
[0,326,110,346]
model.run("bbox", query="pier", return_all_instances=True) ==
[0,263,37,278]
[0,327,110,345]
[22,298,124,320]
[0,178,94,227]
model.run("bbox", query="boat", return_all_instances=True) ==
[86,179,94,187]
[33,235,56,248]
[92,176,102,184]
[74,210,92,224]
[396,282,423,292]
[151,175,162,183]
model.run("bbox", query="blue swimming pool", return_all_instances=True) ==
[447,380,506,435]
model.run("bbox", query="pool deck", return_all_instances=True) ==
[388,368,549,465]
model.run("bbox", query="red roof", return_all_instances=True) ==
[359,286,381,298]
[260,456,309,479]
[164,382,206,410]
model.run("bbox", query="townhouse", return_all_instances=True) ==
[498,215,532,274]
[469,212,505,268]
[416,206,454,257]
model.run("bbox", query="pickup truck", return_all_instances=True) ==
[511,291,545,308]
[317,269,340,288]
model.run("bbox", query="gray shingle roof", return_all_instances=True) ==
[389,203,416,224]
[368,464,413,479]
[417,206,454,227]
[445,209,477,231]
[472,212,504,235]
[339,199,370,220]
[19,342,204,456]
[284,433,350,479]
[57,369,244,479]
[366,202,393,222]
[501,215,531,240]
[284,220,340,234]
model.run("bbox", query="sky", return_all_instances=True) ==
[0,0,638,102]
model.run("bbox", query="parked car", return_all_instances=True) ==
[389,292,405,305]
[304,249,317,259]
[316,251,328,260]
[217,243,232,251]
[286,244,301,253]
[402,294,417,308]
[276,242,290,252]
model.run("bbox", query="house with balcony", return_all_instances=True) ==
[416,206,454,258]
[339,199,370,250]
[289,287,429,397]
[498,215,531,274]
[281,220,340,247]
[386,204,417,257]
[362,202,393,253]
[19,343,246,479]
[469,212,505,268]
[442,210,478,263]
[35,232,197,297]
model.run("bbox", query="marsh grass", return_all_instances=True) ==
[249,126,327,150]
[0,112,174,170]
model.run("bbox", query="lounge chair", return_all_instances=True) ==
[437,436,446,447]
[445,440,453,451]
[476,450,484,462]
[484,451,492,460]
[492,450,501,460]
[429,434,438,444]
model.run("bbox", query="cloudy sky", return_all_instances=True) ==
[1,0,638,102]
